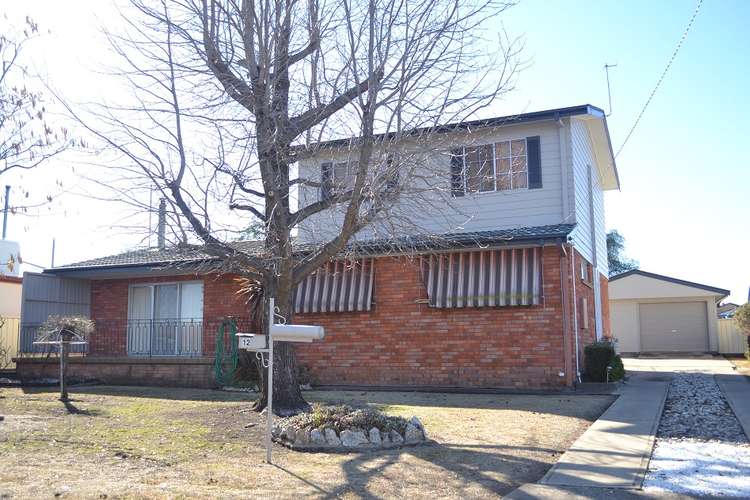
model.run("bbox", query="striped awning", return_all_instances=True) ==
[294,258,375,314]
[421,247,542,308]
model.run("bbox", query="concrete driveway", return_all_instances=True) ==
[507,355,750,499]
[622,354,736,375]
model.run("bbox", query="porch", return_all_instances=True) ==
[14,318,251,388]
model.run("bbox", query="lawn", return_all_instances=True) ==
[0,386,613,498]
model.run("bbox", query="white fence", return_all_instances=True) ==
[718,318,747,354]
[0,317,20,370]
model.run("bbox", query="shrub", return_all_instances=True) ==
[735,303,750,334]
[608,355,625,382]
[283,404,408,435]
[584,341,624,382]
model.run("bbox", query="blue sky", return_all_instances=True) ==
[491,0,749,302]
[3,0,749,302]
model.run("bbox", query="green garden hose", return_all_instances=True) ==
[214,319,239,386]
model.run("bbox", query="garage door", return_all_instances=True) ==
[639,302,708,352]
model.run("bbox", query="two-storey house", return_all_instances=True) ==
[15,104,618,390]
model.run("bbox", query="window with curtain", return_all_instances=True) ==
[127,282,203,356]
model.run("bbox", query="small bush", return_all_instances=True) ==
[584,341,623,382]
[284,404,408,434]
[608,355,625,382]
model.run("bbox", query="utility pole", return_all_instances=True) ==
[2,185,10,239]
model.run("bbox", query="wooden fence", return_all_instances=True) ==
[718,318,747,354]
[0,317,20,370]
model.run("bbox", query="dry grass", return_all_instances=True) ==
[0,386,614,499]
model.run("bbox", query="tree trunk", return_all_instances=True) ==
[252,274,308,415]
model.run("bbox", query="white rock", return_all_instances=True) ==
[381,432,391,446]
[404,423,423,443]
[294,429,311,446]
[325,428,341,446]
[310,429,326,445]
[282,425,296,442]
[409,416,427,438]
[368,427,382,444]
[389,430,404,444]
[340,429,369,447]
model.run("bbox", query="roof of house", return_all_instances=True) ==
[0,274,23,284]
[609,269,730,297]
[306,104,605,149]
[717,303,740,313]
[46,223,575,274]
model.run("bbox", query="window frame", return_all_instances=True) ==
[461,138,529,195]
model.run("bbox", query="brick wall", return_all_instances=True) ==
[79,244,612,390]
[15,357,216,388]
[294,246,572,389]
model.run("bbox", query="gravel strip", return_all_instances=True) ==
[657,374,747,442]
[644,373,750,497]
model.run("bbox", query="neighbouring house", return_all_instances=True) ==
[15,104,619,389]
[717,302,740,319]
[0,274,22,318]
[1,239,23,370]
[609,270,730,354]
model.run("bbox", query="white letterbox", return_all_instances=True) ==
[269,324,325,343]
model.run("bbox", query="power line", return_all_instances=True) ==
[615,0,703,158]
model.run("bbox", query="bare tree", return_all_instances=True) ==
[73,0,522,413]
[0,14,73,213]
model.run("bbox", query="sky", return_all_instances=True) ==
[2,0,749,303]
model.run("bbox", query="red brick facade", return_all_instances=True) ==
[293,246,606,389]
[18,244,609,389]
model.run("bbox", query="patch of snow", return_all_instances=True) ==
[644,439,750,497]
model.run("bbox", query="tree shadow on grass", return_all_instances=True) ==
[277,441,558,499]
[61,398,102,416]
[21,385,258,404]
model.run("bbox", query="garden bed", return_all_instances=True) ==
[272,404,429,451]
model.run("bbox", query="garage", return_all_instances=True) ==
[609,270,729,354]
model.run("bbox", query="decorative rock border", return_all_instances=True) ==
[273,416,429,452]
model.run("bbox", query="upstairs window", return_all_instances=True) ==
[333,161,359,192]
[462,140,527,193]
[320,156,397,201]
[451,136,541,196]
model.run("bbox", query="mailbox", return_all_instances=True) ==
[270,324,325,343]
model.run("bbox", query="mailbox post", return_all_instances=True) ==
[236,297,325,464]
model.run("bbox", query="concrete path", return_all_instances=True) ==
[505,483,686,499]
[509,356,749,498]
[716,373,750,440]
[538,372,669,489]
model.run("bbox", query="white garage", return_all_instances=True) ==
[609,270,729,354]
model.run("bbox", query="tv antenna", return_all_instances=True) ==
[604,63,617,117]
